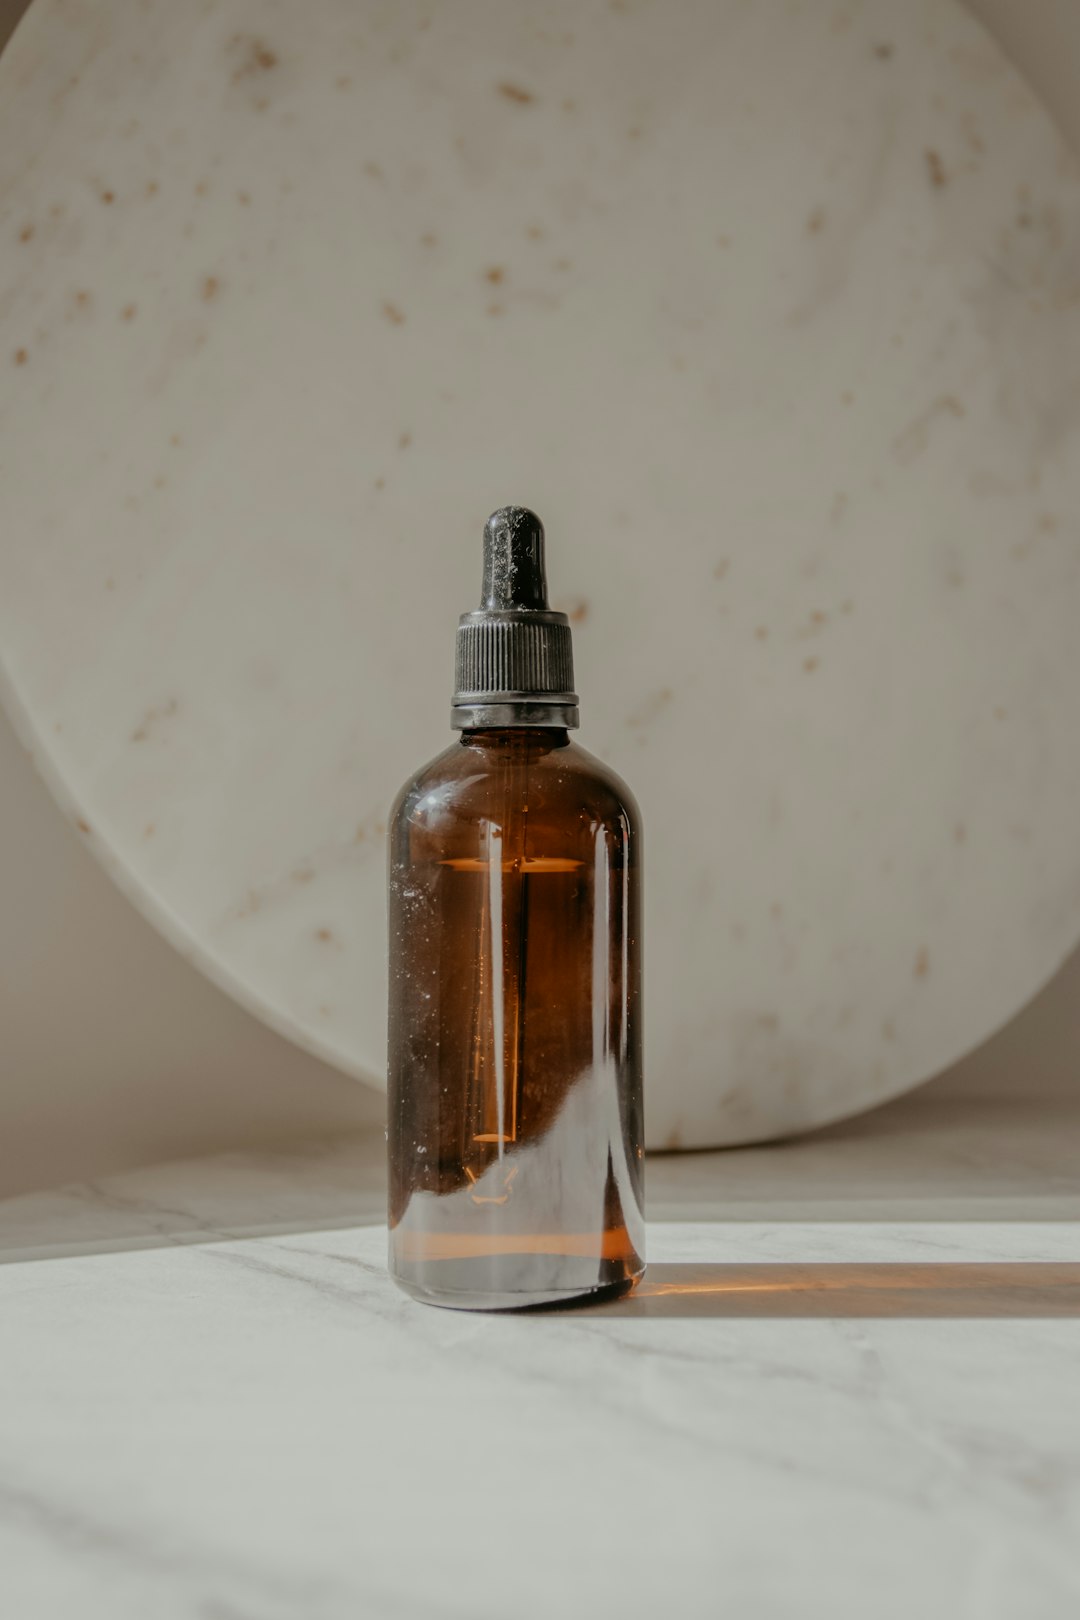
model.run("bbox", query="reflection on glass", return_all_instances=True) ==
[387,728,644,1310]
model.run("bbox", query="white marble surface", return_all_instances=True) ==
[4,0,1080,1147]
[2,1091,1079,1619]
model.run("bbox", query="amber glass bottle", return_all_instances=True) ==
[387,507,644,1309]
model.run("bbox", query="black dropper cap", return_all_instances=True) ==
[451,506,579,730]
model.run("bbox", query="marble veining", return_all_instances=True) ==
[3,0,1080,1144]
[2,1113,1080,1620]
[2,1093,1078,1614]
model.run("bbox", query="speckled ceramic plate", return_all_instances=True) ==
[2,0,1080,1147]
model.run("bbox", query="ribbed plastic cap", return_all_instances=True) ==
[451,507,579,730]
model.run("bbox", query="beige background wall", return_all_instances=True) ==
[0,707,379,1199]
[1,0,1076,1199]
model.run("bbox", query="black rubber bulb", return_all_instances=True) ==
[481,506,549,612]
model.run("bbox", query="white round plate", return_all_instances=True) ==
[3,0,1080,1146]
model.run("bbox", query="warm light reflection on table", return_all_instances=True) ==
[601,1262,1080,1318]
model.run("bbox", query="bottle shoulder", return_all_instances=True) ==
[562,739,642,828]
[391,732,640,837]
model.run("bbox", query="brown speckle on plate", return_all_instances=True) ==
[131,697,179,743]
[497,82,534,104]
[925,148,947,188]
[628,687,673,730]
[382,301,405,325]
[230,36,278,83]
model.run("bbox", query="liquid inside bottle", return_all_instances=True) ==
[386,509,644,1309]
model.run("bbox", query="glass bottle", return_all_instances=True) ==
[387,507,644,1309]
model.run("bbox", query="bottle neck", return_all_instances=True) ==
[451,698,579,731]
[459,726,570,753]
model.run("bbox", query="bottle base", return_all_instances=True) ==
[392,1271,641,1313]
[388,1220,645,1310]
